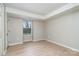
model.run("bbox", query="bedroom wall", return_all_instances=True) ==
[7,17,45,45]
[45,10,79,51]
[8,18,23,46]
[33,20,45,41]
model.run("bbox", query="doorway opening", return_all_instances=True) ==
[23,19,33,42]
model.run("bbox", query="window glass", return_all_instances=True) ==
[23,20,32,34]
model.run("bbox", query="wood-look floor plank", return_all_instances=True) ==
[6,40,79,56]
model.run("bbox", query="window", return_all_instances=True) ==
[23,20,32,34]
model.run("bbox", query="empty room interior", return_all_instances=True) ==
[0,3,79,56]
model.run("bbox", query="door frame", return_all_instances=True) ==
[0,3,7,56]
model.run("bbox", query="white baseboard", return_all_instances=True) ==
[23,39,32,42]
[47,39,79,52]
[33,39,46,42]
[8,42,23,46]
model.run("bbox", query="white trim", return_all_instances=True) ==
[47,39,79,52]
[33,39,46,42]
[8,42,23,46]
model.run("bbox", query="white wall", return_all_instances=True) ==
[7,17,45,45]
[33,20,45,41]
[8,18,23,46]
[0,16,4,55]
[45,10,79,50]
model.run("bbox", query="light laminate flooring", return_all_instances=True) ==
[6,40,79,56]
